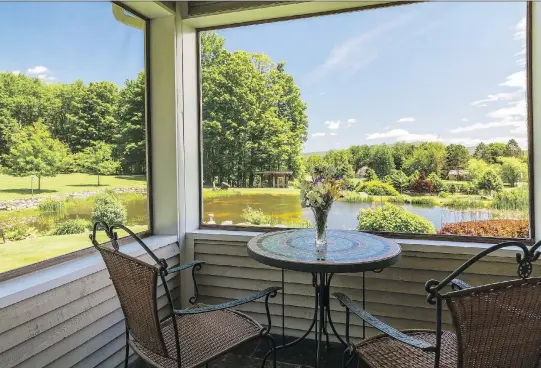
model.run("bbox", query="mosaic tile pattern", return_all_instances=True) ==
[248,229,401,272]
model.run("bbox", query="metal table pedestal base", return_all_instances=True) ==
[262,272,366,368]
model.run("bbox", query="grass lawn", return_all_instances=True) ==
[203,187,299,199]
[0,225,147,272]
[0,173,147,201]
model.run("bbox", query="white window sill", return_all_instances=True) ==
[0,235,178,309]
[187,229,521,258]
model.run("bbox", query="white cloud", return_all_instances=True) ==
[450,120,523,133]
[27,65,49,75]
[312,132,326,137]
[366,129,438,142]
[330,132,338,136]
[38,74,56,81]
[396,117,415,123]
[460,118,469,122]
[307,13,413,81]
[515,17,526,41]
[500,71,526,89]
[445,136,527,149]
[471,90,523,106]
[347,118,357,123]
[324,120,341,130]
[487,99,526,120]
[510,125,527,134]
[12,70,20,75]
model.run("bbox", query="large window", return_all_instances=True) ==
[200,2,531,241]
[0,3,150,274]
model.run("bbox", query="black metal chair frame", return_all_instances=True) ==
[90,221,280,368]
[333,240,541,368]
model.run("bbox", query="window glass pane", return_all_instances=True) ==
[201,2,530,239]
[0,2,148,273]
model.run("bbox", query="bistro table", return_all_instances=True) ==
[247,229,401,368]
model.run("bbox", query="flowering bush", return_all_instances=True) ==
[410,172,433,194]
[438,219,528,238]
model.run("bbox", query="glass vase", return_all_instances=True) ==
[312,206,330,252]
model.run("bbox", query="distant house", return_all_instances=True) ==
[447,170,469,180]
[356,166,369,178]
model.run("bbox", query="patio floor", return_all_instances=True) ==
[132,336,366,368]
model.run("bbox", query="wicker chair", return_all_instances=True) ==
[90,222,280,368]
[333,241,541,368]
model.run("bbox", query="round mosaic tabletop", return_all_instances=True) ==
[247,229,401,273]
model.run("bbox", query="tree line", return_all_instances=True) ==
[302,139,528,190]
[0,71,146,189]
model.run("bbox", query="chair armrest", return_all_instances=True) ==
[167,260,205,274]
[174,287,281,315]
[451,278,471,291]
[333,292,435,352]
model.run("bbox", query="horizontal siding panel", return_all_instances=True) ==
[1,245,179,334]
[0,242,180,368]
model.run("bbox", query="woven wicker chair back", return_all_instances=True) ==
[98,246,167,356]
[443,277,541,368]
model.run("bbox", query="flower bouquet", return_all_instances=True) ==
[300,170,345,251]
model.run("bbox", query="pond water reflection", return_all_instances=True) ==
[203,194,495,230]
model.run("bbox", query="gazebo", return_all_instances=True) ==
[256,171,293,188]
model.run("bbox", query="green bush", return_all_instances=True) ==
[340,191,372,203]
[364,168,378,181]
[444,198,490,209]
[241,206,277,225]
[357,180,399,196]
[51,219,91,235]
[357,204,435,234]
[38,198,65,213]
[91,191,127,225]
[4,223,36,241]
[408,196,441,206]
[492,188,529,211]
[427,173,445,193]
[438,191,450,198]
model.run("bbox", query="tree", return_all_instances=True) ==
[466,158,489,182]
[427,172,445,193]
[476,169,504,195]
[403,142,446,176]
[4,121,68,191]
[445,144,470,180]
[371,144,395,179]
[505,139,522,158]
[116,71,146,174]
[392,142,414,171]
[386,170,408,193]
[323,150,354,179]
[76,142,120,186]
[499,157,527,187]
[348,145,372,171]
[305,154,326,177]
[364,168,378,182]
[474,142,488,161]
[201,31,308,187]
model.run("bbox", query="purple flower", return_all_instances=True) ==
[314,175,324,184]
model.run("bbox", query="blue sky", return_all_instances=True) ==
[217,2,527,153]
[0,2,144,86]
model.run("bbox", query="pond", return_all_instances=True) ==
[203,194,496,230]
[26,196,149,232]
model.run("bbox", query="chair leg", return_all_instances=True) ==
[260,335,277,368]
[124,325,129,368]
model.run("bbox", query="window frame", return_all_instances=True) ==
[197,1,535,245]
[0,1,154,282]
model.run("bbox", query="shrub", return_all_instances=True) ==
[341,191,372,203]
[410,172,433,194]
[438,191,450,198]
[357,180,399,196]
[439,219,528,238]
[4,223,35,241]
[427,173,445,193]
[408,196,441,206]
[38,198,65,213]
[51,219,91,235]
[91,191,127,225]
[357,204,435,234]
[493,188,529,211]
[344,178,362,191]
[241,206,276,225]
